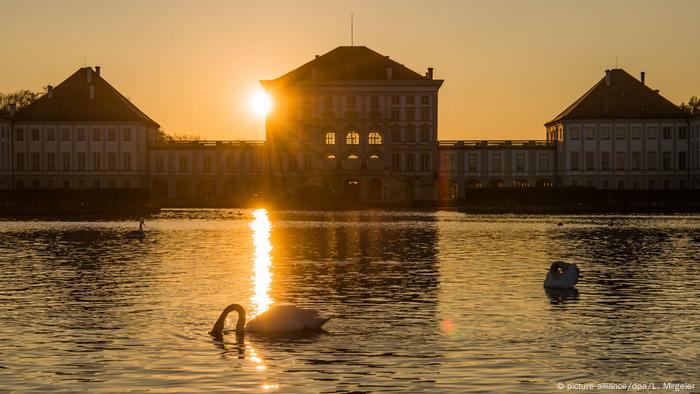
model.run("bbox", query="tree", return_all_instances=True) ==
[0,89,41,116]
[680,96,700,115]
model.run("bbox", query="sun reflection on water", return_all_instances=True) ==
[250,208,273,316]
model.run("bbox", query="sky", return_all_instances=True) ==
[1,0,699,141]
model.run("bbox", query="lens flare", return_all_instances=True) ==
[250,208,273,316]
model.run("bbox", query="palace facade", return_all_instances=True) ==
[0,46,698,207]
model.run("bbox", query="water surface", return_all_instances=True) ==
[1,210,698,392]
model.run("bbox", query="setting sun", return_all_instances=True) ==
[250,90,272,117]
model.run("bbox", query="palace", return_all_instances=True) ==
[1,46,698,207]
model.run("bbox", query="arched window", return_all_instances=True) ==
[391,124,401,143]
[369,131,382,144]
[405,124,416,142]
[346,131,360,145]
[326,154,336,159]
[325,132,336,145]
[347,154,359,159]
[419,124,431,142]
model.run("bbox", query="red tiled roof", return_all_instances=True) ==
[261,46,436,87]
[546,69,687,125]
[14,67,159,127]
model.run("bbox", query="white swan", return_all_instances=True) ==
[543,261,580,289]
[126,219,145,240]
[210,304,331,336]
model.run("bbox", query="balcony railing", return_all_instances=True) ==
[438,140,555,148]
[151,140,265,148]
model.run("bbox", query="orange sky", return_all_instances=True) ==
[1,0,698,141]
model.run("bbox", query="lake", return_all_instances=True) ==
[1,210,698,392]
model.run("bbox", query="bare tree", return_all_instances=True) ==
[0,89,41,115]
[680,96,700,115]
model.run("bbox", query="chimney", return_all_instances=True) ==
[386,67,393,80]
[315,55,319,59]
[427,67,434,80]
[640,71,645,85]
[86,68,92,82]
[95,66,101,76]
[605,69,611,87]
[89,85,95,100]
[8,103,16,117]
[47,85,53,98]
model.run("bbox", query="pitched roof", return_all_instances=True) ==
[261,46,438,87]
[14,67,159,127]
[546,69,687,125]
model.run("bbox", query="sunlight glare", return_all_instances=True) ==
[250,208,273,316]
[250,90,272,117]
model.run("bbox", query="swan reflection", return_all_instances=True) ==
[251,209,273,316]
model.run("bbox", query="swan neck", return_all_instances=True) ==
[210,303,246,336]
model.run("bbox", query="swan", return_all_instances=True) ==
[126,218,145,240]
[543,261,580,289]
[210,304,330,336]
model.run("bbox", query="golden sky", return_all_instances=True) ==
[1,0,698,141]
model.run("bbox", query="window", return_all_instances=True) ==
[178,155,188,172]
[391,154,401,171]
[368,132,382,144]
[47,153,55,171]
[123,153,131,171]
[570,152,579,170]
[391,109,400,121]
[420,153,430,171]
[647,126,657,139]
[570,127,580,140]
[631,151,641,170]
[63,180,71,189]
[156,154,164,171]
[406,96,415,105]
[664,180,671,189]
[450,183,459,199]
[108,180,115,188]
[92,128,101,141]
[421,96,429,105]
[618,180,625,190]
[679,126,687,139]
[370,96,379,109]
[631,127,641,139]
[513,180,528,188]
[46,128,55,141]
[323,96,333,108]
[662,126,672,139]
[585,151,595,170]
[93,153,101,171]
[405,109,415,121]
[633,180,640,190]
[647,151,657,170]
[679,151,687,170]
[391,125,401,142]
[48,180,54,188]
[61,128,71,141]
[405,154,415,171]
[616,152,625,170]
[601,127,611,140]
[347,96,356,108]
[468,154,478,171]
[516,153,525,171]
[108,153,117,171]
[124,180,131,188]
[586,180,595,188]
[324,132,336,145]
[404,125,416,142]
[326,154,336,160]
[648,180,655,189]
[203,155,212,172]
[369,154,380,159]
[420,109,430,121]
[31,152,39,171]
[491,154,502,171]
[123,128,131,141]
[347,154,359,159]
[391,96,400,105]
[602,180,610,189]
[601,152,610,170]
[107,128,116,141]
[31,128,40,141]
[77,128,86,141]
[16,153,24,171]
[616,127,626,139]
[93,180,100,189]
[662,152,671,170]
[345,131,359,145]
[420,125,430,142]
[77,153,86,171]
[16,128,24,141]
[585,127,595,140]
[62,153,71,171]
[539,154,549,171]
